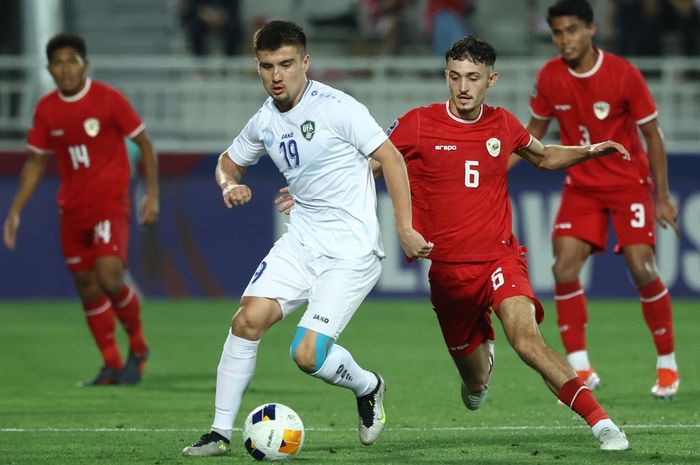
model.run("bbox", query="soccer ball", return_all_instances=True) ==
[242,403,305,461]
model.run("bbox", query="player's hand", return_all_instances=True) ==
[274,187,295,215]
[398,228,434,260]
[589,141,630,160]
[656,195,680,236]
[3,212,20,250]
[222,182,252,208]
[139,194,160,225]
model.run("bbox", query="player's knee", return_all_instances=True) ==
[94,263,124,295]
[511,333,543,364]
[627,260,657,285]
[73,271,101,301]
[551,258,580,282]
[232,308,265,340]
[289,327,334,374]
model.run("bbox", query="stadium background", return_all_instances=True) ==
[1,0,698,299]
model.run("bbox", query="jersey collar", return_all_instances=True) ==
[58,78,92,102]
[567,49,604,78]
[444,101,484,124]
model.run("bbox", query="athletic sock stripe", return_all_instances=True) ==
[568,385,589,409]
[554,289,584,300]
[85,301,111,316]
[115,288,134,308]
[640,288,668,303]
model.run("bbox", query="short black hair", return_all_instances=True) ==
[46,33,87,61]
[254,20,306,52]
[445,35,496,67]
[547,0,594,26]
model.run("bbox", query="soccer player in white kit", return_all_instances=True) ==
[182,20,433,456]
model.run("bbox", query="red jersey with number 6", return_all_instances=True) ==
[27,78,144,214]
[530,50,656,190]
[388,102,532,262]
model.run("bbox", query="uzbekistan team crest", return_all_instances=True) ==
[486,137,501,157]
[300,120,315,141]
[593,101,610,120]
[83,118,100,137]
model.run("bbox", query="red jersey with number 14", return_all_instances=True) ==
[530,50,656,189]
[389,102,532,262]
[27,78,144,214]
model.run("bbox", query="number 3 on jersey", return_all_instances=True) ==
[68,144,90,170]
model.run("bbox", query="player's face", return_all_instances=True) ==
[445,58,497,120]
[256,45,310,112]
[47,47,88,96]
[549,16,595,63]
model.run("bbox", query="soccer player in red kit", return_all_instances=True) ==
[384,36,630,450]
[525,0,679,398]
[2,34,159,386]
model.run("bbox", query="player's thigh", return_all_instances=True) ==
[490,254,544,326]
[552,188,608,252]
[298,253,382,339]
[428,262,494,359]
[60,213,94,272]
[497,295,544,347]
[242,233,312,318]
[609,186,656,252]
[232,296,284,338]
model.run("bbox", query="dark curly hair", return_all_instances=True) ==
[445,35,496,67]
[46,33,87,61]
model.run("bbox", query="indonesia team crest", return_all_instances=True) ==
[593,101,610,120]
[301,120,315,141]
[83,118,100,137]
[486,137,501,157]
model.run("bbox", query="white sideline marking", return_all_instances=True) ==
[1,424,699,433]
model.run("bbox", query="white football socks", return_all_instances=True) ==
[312,344,376,397]
[567,350,591,371]
[591,418,619,439]
[212,331,260,440]
[657,352,677,370]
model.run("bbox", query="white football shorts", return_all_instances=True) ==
[242,232,382,339]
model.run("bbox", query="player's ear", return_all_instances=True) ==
[302,54,310,74]
[487,71,499,88]
[254,57,261,77]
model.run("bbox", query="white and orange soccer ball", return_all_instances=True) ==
[242,403,305,461]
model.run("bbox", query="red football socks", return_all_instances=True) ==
[111,285,148,355]
[639,278,674,355]
[82,294,122,369]
[555,281,588,353]
[558,377,608,427]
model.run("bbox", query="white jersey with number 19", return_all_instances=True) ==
[227,80,388,259]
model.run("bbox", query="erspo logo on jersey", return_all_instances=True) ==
[435,145,457,151]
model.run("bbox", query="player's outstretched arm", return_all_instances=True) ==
[132,130,160,225]
[216,151,250,208]
[369,140,433,260]
[508,118,551,171]
[640,119,679,236]
[3,152,48,250]
[515,137,629,171]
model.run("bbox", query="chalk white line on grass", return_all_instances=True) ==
[1,424,699,433]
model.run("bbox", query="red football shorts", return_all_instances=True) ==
[428,250,544,358]
[59,203,130,272]
[552,184,656,253]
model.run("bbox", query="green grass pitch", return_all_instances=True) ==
[0,299,698,464]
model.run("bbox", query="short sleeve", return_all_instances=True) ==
[504,110,533,151]
[26,102,51,154]
[624,64,657,125]
[226,110,266,166]
[387,109,419,160]
[329,96,387,157]
[109,88,144,138]
[529,69,553,120]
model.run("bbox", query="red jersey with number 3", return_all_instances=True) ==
[27,78,144,214]
[530,50,656,189]
[388,102,532,262]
